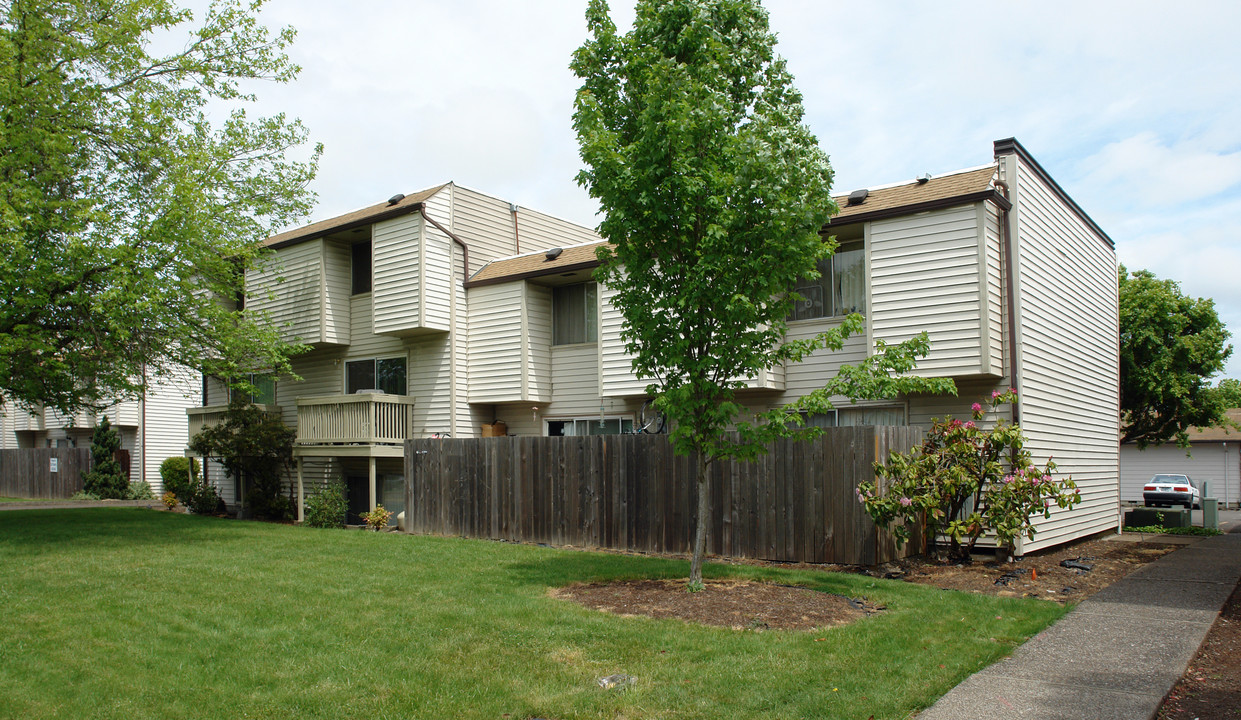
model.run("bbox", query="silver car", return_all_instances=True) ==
[1143,474,1201,509]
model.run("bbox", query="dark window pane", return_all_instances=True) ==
[352,241,372,295]
[376,357,407,395]
[252,374,276,405]
[346,360,375,394]
[554,283,596,345]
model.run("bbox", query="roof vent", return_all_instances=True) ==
[846,189,868,206]
[545,247,564,261]
[387,193,405,206]
[916,173,932,184]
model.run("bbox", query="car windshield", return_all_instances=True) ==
[1151,475,1189,483]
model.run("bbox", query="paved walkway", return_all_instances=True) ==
[919,529,1241,719]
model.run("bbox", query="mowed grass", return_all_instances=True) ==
[0,509,1065,719]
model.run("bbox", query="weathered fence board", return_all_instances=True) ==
[405,427,922,565]
[0,448,92,499]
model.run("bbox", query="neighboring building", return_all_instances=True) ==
[200,138,1120,552]
[1120,409,1240,508]
[0,366,200,493]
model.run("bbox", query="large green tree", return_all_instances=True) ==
[1119,266,1233,448]
[0,0,318,414]
[572,0,953,587]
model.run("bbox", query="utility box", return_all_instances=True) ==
[1125,507,1191,529]
[1203,498,1219,530]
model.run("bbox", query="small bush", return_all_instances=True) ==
[159,457,199,502]
[81,417,129,499]
[161,491,178,510]
[127,481,154,500]
[360,504,393,532]
[303,481,348,529]
[185,479,222,515]
[70,490,101,501]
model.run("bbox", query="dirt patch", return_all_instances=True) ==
[1158,581,1241,720]
[552,578,883,631]
[875,537,1180,605]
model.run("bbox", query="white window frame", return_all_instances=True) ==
[544,415,635,437]
[552,282,598,345]
[789,240,866,322]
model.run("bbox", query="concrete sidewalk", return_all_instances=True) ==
[918,531,1241,719]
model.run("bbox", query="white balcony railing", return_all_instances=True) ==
[295,393,416,445]
[186,404,282,440]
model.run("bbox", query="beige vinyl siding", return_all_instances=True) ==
[450,185,519,272]
[422,221,453,331]
[140,367,199,491]
[371,213,425,336]
[1005,152,1119,552]
[512,207,601,252]
[780,319,869,399]
[526,284,553,402]
[599,282,648,398]
[1120,443,1240,508]
[322,240,352,345]
[549,343,601,416]
[0,403,43,447]
[467,283,526,403]
[411,335,452,437]
[983,202,1005,374]
[248,239,325,345]
[451,260,471,437]
[870,204,994,378]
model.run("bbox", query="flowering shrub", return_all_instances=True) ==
[359,504,393,532]
[857,390,1080,560]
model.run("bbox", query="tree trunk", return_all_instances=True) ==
[689,456,710,587]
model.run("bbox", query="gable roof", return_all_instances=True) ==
[264,184,449,249]
[1181,409,1241,444]
[466,242,610,288]
[828,165,1004,228]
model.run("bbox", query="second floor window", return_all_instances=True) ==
[790,241,865,321]
[553,282,597,345]
[346,356,406,395]
[351,241,372,295]
[230,373,276,406]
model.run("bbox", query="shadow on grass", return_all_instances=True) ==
[0,507,234,552]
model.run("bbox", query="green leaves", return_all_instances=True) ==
[1119,266,1233,448]
[0,0,318,413]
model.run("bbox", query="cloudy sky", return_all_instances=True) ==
[215,0,1241,377]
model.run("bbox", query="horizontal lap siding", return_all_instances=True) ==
[248,240,325,344]
[984,203,1005,373]
[1009,154,1119,552]
[599,282,648,398]
[513,208,601,252]
[548,344,600,418]
[322,241,352,345]
[141,366,199,491]
[870,204,989,377]
[451,186,518,273]
[411,336,452,438]
[468,284,525,403]
[780,320,868,400]
[371,214,424,335]
[526,285,553,403]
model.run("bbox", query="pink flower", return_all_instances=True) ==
[899,497,912,507]
[991,390,1001,400]
[965,421,976,430]
[971,402,982,413]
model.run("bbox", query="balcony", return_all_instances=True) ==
[295,393,416,446]
[186,404,282,440]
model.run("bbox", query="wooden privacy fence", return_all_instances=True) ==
[0,448,91,499]
[405,426,923,565]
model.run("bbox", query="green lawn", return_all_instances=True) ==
[0,509,1065,719]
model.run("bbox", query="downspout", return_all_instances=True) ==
[418,208,471,438]
[510,203,521,254]
[993,179,1020,426]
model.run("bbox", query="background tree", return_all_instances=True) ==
[0,0,318,414]
[572,0,953,587]
[80,416,128,499]
[188,395,295,520]
[1211,378,1241,410]
[1119,266,1233,448]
